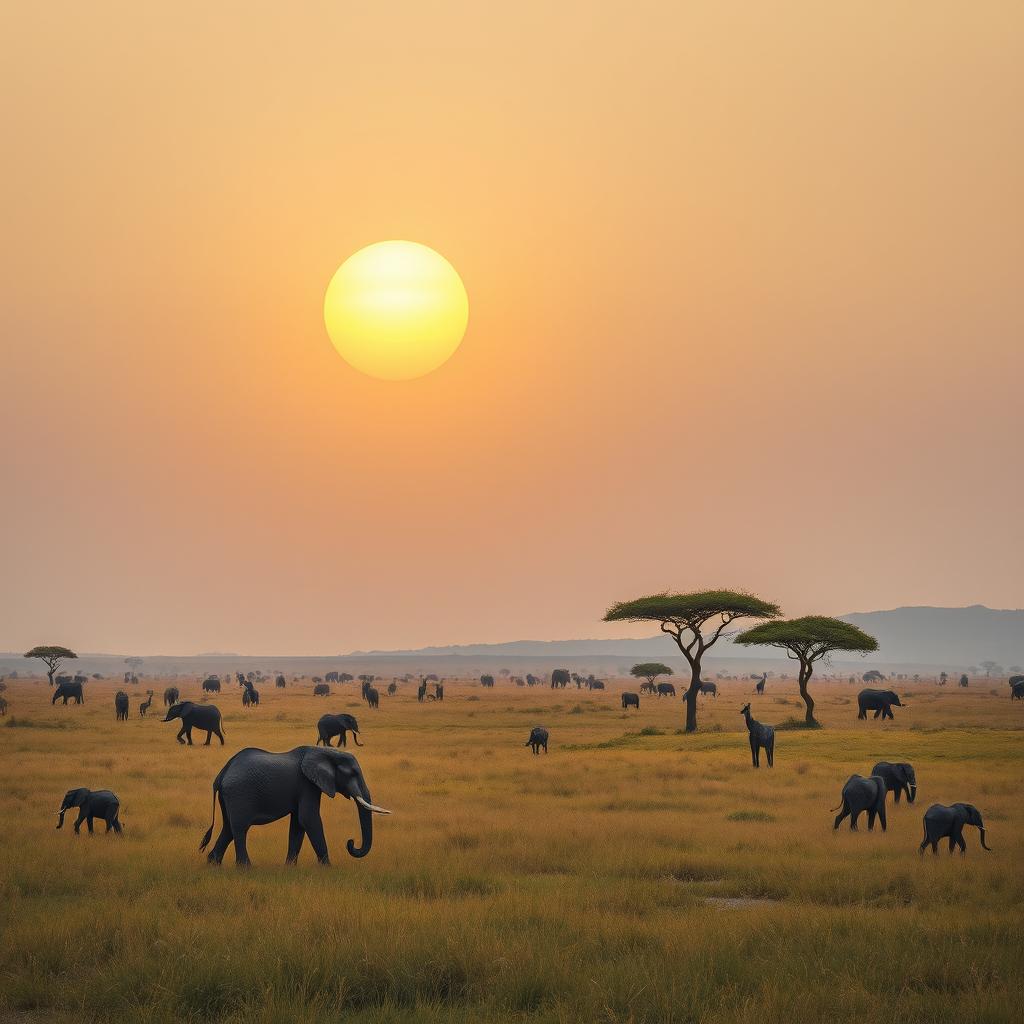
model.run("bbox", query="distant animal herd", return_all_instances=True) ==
[5,659,1012,867]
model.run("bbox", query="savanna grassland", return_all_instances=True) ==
[1,673,1022,1024]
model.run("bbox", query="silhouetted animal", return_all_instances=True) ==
[699,680,717,697]
[57,788,122,835]
[857,688,903,720]
[740,703,774,767]
[656,682,676,698]
[755,673,767,694]
[139,691,154,717]
[622,692,640,710]
[115,691,130,721]
[52,680,84,705]
[202,677,221,694]
[313,683,330,697]
[920,802,992,854]
[276,675,287,688]
[525,727,548,754]
[365,687,380,709]
[163,686,180,706]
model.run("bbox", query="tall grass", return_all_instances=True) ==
[1,675,1021,1022]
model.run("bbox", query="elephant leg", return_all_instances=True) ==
[86,815,95,834]
[285,814,306,864]
[111,816,123,835]
[867,810,876,831]
[74,811,86,834]
[229,820,252,867]
[185,727,194,745]
[878,805,887,832]
[955,832,966,855]
[850,810,860,831]
[767,743,774,768]
[299,807,330,865]
[204,729,213,746]
[177,725,187,745]
[340,733,347,748]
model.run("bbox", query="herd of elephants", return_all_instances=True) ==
[32,665,1012,866]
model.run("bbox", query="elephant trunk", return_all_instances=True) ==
[347,801,373,858]
[979,826,992,851]
[56,808,66,829]
[907,785,917,804]
[352,732,363,747]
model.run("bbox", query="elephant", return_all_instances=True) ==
[699,680,717,697]
[202,677,221,693]
[857,688,903,720]
[365,687,380,709]
[550,669,570,689]
[387,682,398,696]
[114,691,129,721]
[52,680,84,705]
[1009,675,1024,689]
[1010,681,1024,701]
[639,681,657,694]
[480,675,495,688]
[163,701,225,745]
[316,713,363,748]
[621,692,640,710]
[56,788,122,834]
[325,672,340,683]
[313,683,330,697]
[198,745,390,866]
[525,727,549,755]
[919,803,992,854]
[276,675,287,688]
[740,703,774,767]
[871,761,917,804]
[959,675,969,688]
[832,774,887,831]
[163,686,180,706]
[241,683,260,707]
[588,679,605,690]
[656,682,676,698]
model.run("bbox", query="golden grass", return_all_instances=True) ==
[1,675,1022,1023]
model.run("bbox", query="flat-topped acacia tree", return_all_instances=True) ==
[604,591,781,732]
[24,645,78,686]
[630,663,672,688]
[734,616,878,725]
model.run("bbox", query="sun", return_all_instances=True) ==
[323,241,469,381]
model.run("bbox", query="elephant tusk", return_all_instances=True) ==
[354,796,391,815]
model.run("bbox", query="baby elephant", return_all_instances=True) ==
[919,803,992,855]
[57,788,123,834]
[525,727,549,755]
[833,774,887,831]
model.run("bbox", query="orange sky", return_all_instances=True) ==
[2,3,1022,654]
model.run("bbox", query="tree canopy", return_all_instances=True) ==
[630,663,672,683]
[735,616,878,724]
[24,645,77,685]
[605,590,780,732]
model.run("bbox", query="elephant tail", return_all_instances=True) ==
[829,798,845,812]
[199,783,220,852]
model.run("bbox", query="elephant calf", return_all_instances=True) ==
[920,803,992,854]
[526,727,548,755]
[833,774,887,832]
[57,788,122,835]
[163,701,225,746]
[871,761,916,804]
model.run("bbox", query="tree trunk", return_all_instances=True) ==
[684,671,701,732]
[799,664,816,724]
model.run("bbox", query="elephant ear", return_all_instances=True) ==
[67,788,89,807]
[300,749,337,798]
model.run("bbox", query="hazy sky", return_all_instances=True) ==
[2,3,1022,654]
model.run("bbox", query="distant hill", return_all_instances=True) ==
[1,606,1020,676]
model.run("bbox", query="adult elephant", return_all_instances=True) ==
[365,686,380,709]
[163,701,225,745]
[857,688,903,720]
[198,746,389,866]
[550,669,569,690]
[276,675,287,688]
[639,681,656,695]
[114,691,129,721]
[52,680,84,705]
[316,713,363,748]
[621,692,640,710]
[871,761,917,804]
[202,677,221,694]
[163,686,180,707]
[325,671,340,683]
[1009,675,1024,689]
[525,727,548,754]
[656,682,676,698]
[920,803,992,854]
[699,680,717,697]
[1011,681,1024,701]
[832,774,888,832]
[56,788,122,834]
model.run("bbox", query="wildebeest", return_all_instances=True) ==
[525,727,549,754]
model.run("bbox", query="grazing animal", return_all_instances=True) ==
[365,686,380,709]
[199,746,389,866]
[316,713,362,748]
[163,701,225,746]
[114,691,129,721]
[52,680,84,705]
[241,681,260,707]
[656,682,676,698]
[163,686,180,706]
[621,692,640,710]
[550,669,570,689]
[871,761,916,804]
[480,675,495,688]
[959,674,969,688]
[525,727,549,755]
[139,691,154,717]
[919,803,992,854]
[1011,681,1024,701]
[639,681,657,695]
[313,683,330,697]
[857,688,903,721]
[387,682,397,696]
[699,680,717,697]
[325,672,340,683]
[56,788,123,834]
[832,774,887,831]
[755,673,767,694]
[588,679,605,690]
[740,703,774,768]
[276,675,287,688]
[202,676,221,694]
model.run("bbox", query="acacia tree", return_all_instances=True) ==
[604,591,780,732]
[734,617,878,725]
[629,663,672,689]
[24,645,77,686]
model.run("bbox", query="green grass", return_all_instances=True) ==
[1,675,1022,1022]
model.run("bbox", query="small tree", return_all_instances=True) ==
[630,663,672,689]
[735,617,878,725]
[604,590,780,732]
[24,645,77,686]
[979,660,1001,677]
[125,656,144,675]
